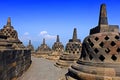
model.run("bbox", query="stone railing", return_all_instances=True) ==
[0,49,31,80]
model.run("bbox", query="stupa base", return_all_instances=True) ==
[65,60,120,80]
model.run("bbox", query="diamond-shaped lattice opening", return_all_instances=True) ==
[94,48,99,54]
[115,35,119,40]
[105,48,110,54]
[99,55,105,61]
[99,42,104,48]
[117,47,120,53]
[104,36,109,40]
[73,51,75,54]
[111,55,117,61]
[88,38,91,43]
[90,42,94,47]
[6,29,9,31]
[95,37,99,41]
[89,54,93,60]
[111,41,116,46]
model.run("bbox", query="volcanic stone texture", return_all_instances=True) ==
[65,4,120,80]
[0,17,31,80]
[55,28,82,68]
[36,38,52,58]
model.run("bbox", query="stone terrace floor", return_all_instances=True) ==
[18,56,67,80]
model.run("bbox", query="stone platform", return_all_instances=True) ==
[18,56,68,80]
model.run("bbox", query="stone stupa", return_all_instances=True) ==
[52,35,64,52]
[27,40,35,53]
[0,17,31,80]
[55,28,82,68]
[36,38,52,58]
[47,35,64,60]
[0,17,25,49]
[65,4,120,80]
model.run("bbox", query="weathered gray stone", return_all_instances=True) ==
[90,4,119,35]
[36,38,52,58]
[27,40,35,53]
[47,35,64,60]
[0,17,31,80]
[65,4,120,80]
[56,28,82,68]
[52,35,64,52]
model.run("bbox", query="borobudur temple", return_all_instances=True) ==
[0,17,31,80]
[55,28,82,68]
[36,38,52,58]
[47,35,64,60]
[27,40,35,54]
[65,4,120,80]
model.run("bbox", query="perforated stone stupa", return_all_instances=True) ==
[65,4,120,80]
[55,28,82,68]
[0,17,31,80]
[65,28,82,54]
[0,17,25,49]
[47,35,64,60]
[36,38,52,58]
[52,35,64,52]
[27,40,35,53]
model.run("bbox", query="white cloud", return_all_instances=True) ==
[24,32,29,36]
[39,31,56,40]
[19,31,56,44]
[44,34,56,39]
[40,31,47,35]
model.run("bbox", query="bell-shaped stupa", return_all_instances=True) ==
[55,28,82,68]
[65,4,120,80]
[47,35,64,60]
[36,38,52,58]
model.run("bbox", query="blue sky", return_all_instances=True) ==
[0,0,120,49]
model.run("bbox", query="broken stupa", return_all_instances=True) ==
[55,28,82,68]
[65,4,120,80]
[36,38,52,58]
[47,35,64,60]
